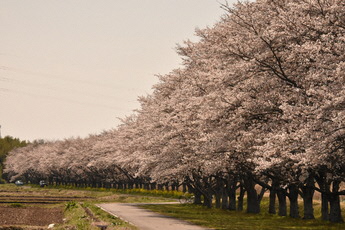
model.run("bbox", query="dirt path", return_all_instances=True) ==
[97,202,211,230]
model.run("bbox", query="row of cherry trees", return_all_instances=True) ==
[5,0,345,223]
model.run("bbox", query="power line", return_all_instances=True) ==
[0,75,136,102]
[0,65,141,92]
[0,87,137,111]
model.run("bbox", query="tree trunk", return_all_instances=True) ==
[215,177,224,209]
[277,189,287,216]
[329,194,343,223]
[288,185,299,218]
[151,183,157,190]
[215,187,222,209]
[329,181,344,223]
[193,190,202,205]
[302,190,314,219]
[118,183,124,189]
[301,177,315,219]
[228,186,236,211]
[243,176,260,214]
[203,192,213,208]
[268,188,276,214]
[144,183,149,190]
[316,174,330,221]
[222,188,229,210]
[321,192,329,221]
[182,183,187,193]
[237,185,245,211]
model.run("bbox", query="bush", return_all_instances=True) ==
[65,201,78,211]
[9,203,24,208]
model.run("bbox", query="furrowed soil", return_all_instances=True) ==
[0,185,94,229]
[0,207,63,226]
[0,184,162,229]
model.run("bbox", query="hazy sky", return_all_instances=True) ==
[0,0,234,141]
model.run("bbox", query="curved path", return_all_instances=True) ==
[97,202,211,230]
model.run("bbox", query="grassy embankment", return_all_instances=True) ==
[61,201,137,230]
[0,184,175,229]
[142,198,345,230]
[52,185,345,229]
[2,184,345,229]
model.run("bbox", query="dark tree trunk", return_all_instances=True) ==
[329,181,344,223]
[228,186,236,211]
[203,192,213,208]
[329,194,343,223]
[315,174,330,221]
[301,177,315,219]
[321,193,329,221]
[288,185,300,218]
[277,189,287,216]
[151,183,157,190]
[222,188,229,210]
[193,190,202,205]
[243,176,260,214]
[268,188,276,214]
[215,188,222,209]
[302,191,314,219]
[144,183,149,190]
[118,183,124,189]
[215,177,224,209]
[237,185,245,211]
[182,183,187,193]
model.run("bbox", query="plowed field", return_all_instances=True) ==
[0,185,92,228]
[0,207,63,227]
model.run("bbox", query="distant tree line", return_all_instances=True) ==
[4,0,345,223]
[0,136,27,183]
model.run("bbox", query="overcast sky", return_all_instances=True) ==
[0,0,235,141]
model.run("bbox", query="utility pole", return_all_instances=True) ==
[0,125,1,139]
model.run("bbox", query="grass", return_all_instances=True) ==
[2,183,344,229]
[41,184,184,199]
[55,201,136,230]
[112,188,183,198]
[0,183,173,229]
[49,200,137,230]
[2,183,175,203]
[142,198,345,230]
[82,202,137,230]
[8,203,24,208]
[56,201,93,230]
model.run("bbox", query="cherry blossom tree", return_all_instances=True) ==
[4,0,345,223]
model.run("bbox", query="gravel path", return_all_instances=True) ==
[97,202,211,230]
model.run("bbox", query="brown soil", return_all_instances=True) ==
[0,195,92,204]
[0,207,63,227]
